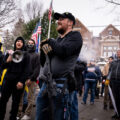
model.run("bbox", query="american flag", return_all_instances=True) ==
[48,0,53,21]
[31,21,41,52]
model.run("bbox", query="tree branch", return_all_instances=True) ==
[105,0,120,5]
[0,0,18,28]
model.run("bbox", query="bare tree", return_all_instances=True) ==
[25,0,43,21]
[0,0,19,28]
[105,0,120,5]
[90,0,120,23]
[12,18,25,38]
[3,30,14,50]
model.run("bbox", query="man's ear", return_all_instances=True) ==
[68,20,73,28]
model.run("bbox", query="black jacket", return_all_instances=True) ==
[40,31,83,78]
[1,37,30,85]
[2,52,30,84]
[28,51,40,82]
[74,60,87,90]
[109,59,120,82]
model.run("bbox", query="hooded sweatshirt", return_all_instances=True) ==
[26,39,40,81]
[1,37,30,84]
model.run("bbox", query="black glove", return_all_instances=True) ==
[40,39,49,48]
[41,44,52,55]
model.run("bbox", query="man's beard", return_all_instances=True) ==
[57,28,65,35]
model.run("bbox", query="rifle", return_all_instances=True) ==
[42,55,56,120]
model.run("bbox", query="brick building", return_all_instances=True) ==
[73,19,120,59]
[73,19,93,48]
[99,24,120,57]
[73,19,95,60]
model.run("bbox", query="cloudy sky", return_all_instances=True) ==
[21,0,120,36]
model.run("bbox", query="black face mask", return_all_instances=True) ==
[27,44,35,52]
[27,44,34,48]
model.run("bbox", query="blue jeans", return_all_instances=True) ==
[83,80,96,103]
[69,91,78,120]
[23,91,28,105]
[36,83,70,120]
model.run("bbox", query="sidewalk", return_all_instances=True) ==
[5,94,114,120]
[78,95,114,120]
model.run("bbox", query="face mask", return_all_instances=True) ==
[27,44,35,52]
[27,44,34,48]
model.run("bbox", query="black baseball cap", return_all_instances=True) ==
[54,12,76,25]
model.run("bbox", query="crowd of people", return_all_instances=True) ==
[0,11,120,120]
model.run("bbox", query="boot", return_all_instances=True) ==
[111,113,120,119]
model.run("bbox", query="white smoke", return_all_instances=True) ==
[79,45,97,62]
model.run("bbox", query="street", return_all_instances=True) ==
[78,96,114,120]
[4,93,114,120]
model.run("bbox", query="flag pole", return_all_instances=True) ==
[48,0,53,39]
[48,15,52,39]
[38,17,42,53]
[46,1,55,120]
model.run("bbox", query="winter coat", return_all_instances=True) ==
[102,63,110,79]
[1,37,30,85]
[84,65,101,81]
[28,51,40,82]
[74,60,86,90]
[109,59,120,82]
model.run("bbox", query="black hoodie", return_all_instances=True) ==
[14,36,26,51]
[26,39,40,81]
[1,37,30,84]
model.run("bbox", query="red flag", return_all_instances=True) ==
[48,0,53,21]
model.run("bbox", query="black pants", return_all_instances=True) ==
[95,82,99,98]
[112,82,120,116]
[0,79,24,120]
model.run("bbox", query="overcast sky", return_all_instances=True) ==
[21,0,120,36]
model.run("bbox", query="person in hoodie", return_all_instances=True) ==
[0,37,30,120]
[21,39,40,120]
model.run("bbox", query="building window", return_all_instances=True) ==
[104,46,107,50]
[114,46,117,50]
[103,52,107,57]
[108,30,112,35]
[108,52,112,57]
[108,46,112,50]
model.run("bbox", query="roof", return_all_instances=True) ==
[99,24,120,37]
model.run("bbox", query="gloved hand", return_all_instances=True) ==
[40,39,52,54]
[41,44,52,55]
[105,79,110,86]
[40,39,49,48]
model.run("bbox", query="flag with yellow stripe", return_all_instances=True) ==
[0,69,7,86]
[0,36,3,52]
[0,69,29,93]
